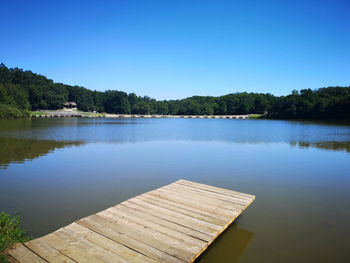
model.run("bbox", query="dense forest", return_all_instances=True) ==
[0,64,349,119]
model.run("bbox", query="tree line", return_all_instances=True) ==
[0,63,349,119]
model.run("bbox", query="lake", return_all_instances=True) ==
[0,118,349,262]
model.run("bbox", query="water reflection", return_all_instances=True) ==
[196,224,254,263]
[0,137,84,169]
[1,118,350,145]
[1,137,350,171]
[291,141,350,153]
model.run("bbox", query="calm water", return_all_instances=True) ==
[0,118,349,262]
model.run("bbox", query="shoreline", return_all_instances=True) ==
[31,111,259,119]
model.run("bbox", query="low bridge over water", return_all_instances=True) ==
[105,114,254,119]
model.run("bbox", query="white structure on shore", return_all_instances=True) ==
[63,102,77,110]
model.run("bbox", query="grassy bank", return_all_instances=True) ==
[0,212,31,262]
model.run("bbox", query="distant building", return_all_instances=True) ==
[63,102,77,110]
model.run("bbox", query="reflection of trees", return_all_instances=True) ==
[291,141,350,153]
[0,137,84,169]
[196,224,254,263]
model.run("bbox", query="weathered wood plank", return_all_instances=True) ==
[24,239,75,263]
[104,206,206,248]
[128,198,220,235]
[135,195,223,227]
[118,202,213,242]
[172,182,250,206]
[121,199,216,237]
[77,214,185,263]
[65,223,158,263]
[97,210,200,261]
[162,184,245,211]
[141,192,230,223]
[148,190,236,219]
[153,188,240,217]
[8,244,47,263]
[177,180,255,200]
[40,233,103,262]
[53,229,129,263]
[137,194,227,226]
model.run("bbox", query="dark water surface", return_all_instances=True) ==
[0,118,349,262]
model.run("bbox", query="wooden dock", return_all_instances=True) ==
[8,180,255,263]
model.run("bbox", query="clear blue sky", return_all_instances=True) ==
[1,0,349,100]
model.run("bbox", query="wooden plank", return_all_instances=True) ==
[172,182,250,206]
[127,199,220,235]
[54,224,151,263]
[177,179,255,200]
[77,214,185,263]
[175,180,252,201]
[118,202,213,242]
[164,186,247,212]
[139,192,230,225]
[24,239,75,263]
[96,210,200,261]
[136,194,224,226]
[104,206,206,248]
[156,186,242,212]
[53,229,129,263]
[64,223,157,263]
[121,199,216,237]
[152,188,240,217]
[162,184,245,210]
[40,233,104,263]
[7,244,47,263]
[147,190,236,219]
[176,180,253,200]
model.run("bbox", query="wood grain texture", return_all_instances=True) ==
[7,180,255,263]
